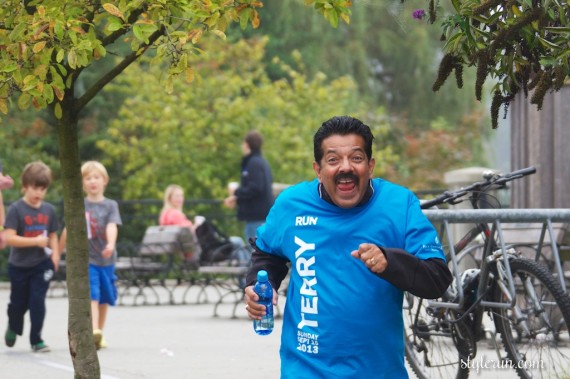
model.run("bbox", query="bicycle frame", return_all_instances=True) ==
[425,191,524,342]
[405,167,570,379]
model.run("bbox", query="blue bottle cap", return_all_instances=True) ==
[257,270,268,282]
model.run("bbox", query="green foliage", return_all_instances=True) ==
[97,34,483,201]
[234,0,484,129]
[0,0,350,120]
[0,0,488,202]
[305,0,353,27]
[0,111,61,200]
[97,36,365,201]
[423,0,570,128]
[385,110,489,190]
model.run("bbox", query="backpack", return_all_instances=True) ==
[195,220,236,265]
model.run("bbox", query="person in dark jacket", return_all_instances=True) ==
[224,130,274,247]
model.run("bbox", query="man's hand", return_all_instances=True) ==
[0,174,14,190]
[223,195,237,209]
[0,231,6,250]
[244,285,278,320]
[351,243,387,274]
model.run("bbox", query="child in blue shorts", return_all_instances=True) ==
[60,161,121,349]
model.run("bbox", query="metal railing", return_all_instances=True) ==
[423,208,570,292]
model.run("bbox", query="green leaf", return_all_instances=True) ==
[543,26,570,33]
[133,24,144,42]
[54,102,62,119]
[323,8,339,28]
[9,22,27,40]
[211,29,226,40]
[68,50,77,69]
[22,75,39,91]
[539,57,559,66]
[56,49,65,63]
[240,8,252,30]
[43,82,54,103]
[94,43,107,59]
[0,62,18,73]
[0,99,7,114]
[17,93,32,110]
[107,17,123,32]
[65,75,74,89]
[54,20,65,40]
[538,37,560,49]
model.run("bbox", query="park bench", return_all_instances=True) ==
[195,265,249,318]
[115,224,252,315]
[116,225,200,306]
[47,223,277,318]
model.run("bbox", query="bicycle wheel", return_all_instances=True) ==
[403,293,471,379]
[492,257,570,379]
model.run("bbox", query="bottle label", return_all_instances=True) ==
[43,230,52,256]
[254,279,274,335]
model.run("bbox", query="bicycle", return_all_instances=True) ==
[404,167,570,379]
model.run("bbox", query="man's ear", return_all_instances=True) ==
[368,157,376,177]
[313,161,322,182]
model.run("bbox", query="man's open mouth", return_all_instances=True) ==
[336,175,358,192]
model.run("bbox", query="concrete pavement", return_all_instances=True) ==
[0,284,524,379]
[0,284,281,379]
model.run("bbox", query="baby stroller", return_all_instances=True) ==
[195,219,251,267]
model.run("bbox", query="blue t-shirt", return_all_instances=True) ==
[256,178,444,379]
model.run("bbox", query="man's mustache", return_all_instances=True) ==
[334,173,359,184]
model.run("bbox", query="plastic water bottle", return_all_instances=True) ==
[253,270,274,335]
[43,230,52,257]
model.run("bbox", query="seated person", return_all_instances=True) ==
[159,185,195,229]
[159,184,200,262]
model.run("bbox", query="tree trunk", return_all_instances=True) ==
[55,104,101,378]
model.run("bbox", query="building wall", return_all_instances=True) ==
[510,84,570,209]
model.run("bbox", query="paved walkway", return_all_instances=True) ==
[0,284,526,379]
[0,285,281,379]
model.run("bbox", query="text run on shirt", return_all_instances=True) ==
[294,236,319,354]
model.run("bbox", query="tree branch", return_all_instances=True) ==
[100,8,146,47]
[74,27,165,112]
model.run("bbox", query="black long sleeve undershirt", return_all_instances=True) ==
[378,247,452,299]
[246,243,452,300]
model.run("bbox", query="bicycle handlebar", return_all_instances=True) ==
[501,166,536,180]
[420,166,536,209]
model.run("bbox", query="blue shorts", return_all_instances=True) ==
[89,264,117,305]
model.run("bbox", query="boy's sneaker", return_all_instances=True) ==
[32,341,50,353]
[5,328,16,347]
[93,329,103,350]
[99,335,108,349]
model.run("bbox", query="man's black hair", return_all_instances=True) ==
[245,130,263,152]
[313,116,374,163]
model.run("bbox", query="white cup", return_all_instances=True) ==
[228,182,238,195]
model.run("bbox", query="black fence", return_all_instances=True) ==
[0,188,452,282]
